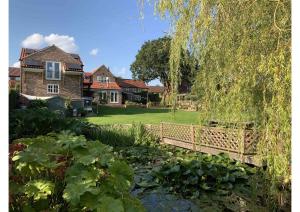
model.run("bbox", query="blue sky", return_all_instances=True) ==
[9,0,170,85]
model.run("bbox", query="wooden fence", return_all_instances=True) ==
[144,122,261,166]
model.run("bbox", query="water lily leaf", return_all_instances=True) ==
[136,180,158,188]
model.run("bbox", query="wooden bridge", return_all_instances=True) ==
[144,122,262,166]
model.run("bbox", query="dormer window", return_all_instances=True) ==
[46,61,61,80]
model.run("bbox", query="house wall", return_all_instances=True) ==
[21,69,82,99]
[20,45,83,100]
[92,90,122,106]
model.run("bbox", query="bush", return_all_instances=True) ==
[9,108,66,140]
[131,123,159,146]
[27,100,48,109]
[77,107,87,117]
[9,90,19,110]
[9,132,145,211]
[77,122,135,147]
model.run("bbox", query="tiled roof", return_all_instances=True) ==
[19,45,83,71]
[148,86,165,93]
[116,79,148,89]
[83,72,93,84]
[90,65,112,75]
[84,72,92,77]
[9,67,20,77]
[91,82,121,90]
[19,48,39,60]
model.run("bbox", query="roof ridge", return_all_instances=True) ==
[90,65,114,76]
[20,45,54,60]
[20,45,83,65]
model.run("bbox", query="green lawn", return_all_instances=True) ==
[85,106,200,125]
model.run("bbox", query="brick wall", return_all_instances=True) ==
[92,66,115,82]
[21,70,82,99]
[92,90,122,106]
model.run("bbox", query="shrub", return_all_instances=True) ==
[9,108,66,140]
[9,90,19,111]
[77,107,87,117]
[131,123,159,146]
[78,122,135,147]
[9,132,145,211]
[27,100,48,109]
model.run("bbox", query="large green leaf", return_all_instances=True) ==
[109,160,134,182]
[23,180,54,200]
[57,132,87,150]
[97,197,124,212]
[63,181,97,206]
[122,196,146,212]
[65,163,100,185]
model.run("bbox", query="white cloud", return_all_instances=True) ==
[89,48,99,56]
[12,61,20,68]
[44,34,78,53]
[21,33,45,49]
[21,33,78,53]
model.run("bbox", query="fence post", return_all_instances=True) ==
[191,124,195,150]
[239,129,245,162]
[160,122,163,143]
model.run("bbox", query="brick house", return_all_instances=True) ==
[9,67,21,90]
[83,65,148,106]
[19,45,84,105]
[116,78,148,104]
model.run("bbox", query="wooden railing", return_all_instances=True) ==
[144,122,261,166]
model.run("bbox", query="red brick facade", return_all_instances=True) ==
[20,45,83,100]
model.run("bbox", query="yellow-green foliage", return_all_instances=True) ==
[143,0,291,208]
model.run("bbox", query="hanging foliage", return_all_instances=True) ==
[141,0,291,209]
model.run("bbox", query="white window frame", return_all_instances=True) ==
[46,61,61,80]
[97,75,109,83]
[110,91,118,103]
[47,84,59,94]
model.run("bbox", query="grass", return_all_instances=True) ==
[85,106,200,125]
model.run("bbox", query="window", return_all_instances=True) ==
[47,84,59,94]
[99,91,107,100]
[15,77,20,81]
[46,61,61,80]
[97,75,109,83]
[134,95,141,101]
[110,91,118,103]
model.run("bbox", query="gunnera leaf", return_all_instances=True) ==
[97,196,124,212]
[23,180,54,200]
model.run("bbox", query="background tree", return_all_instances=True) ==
[130,36,197,104]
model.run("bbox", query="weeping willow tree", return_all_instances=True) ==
[141,0,291,209]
